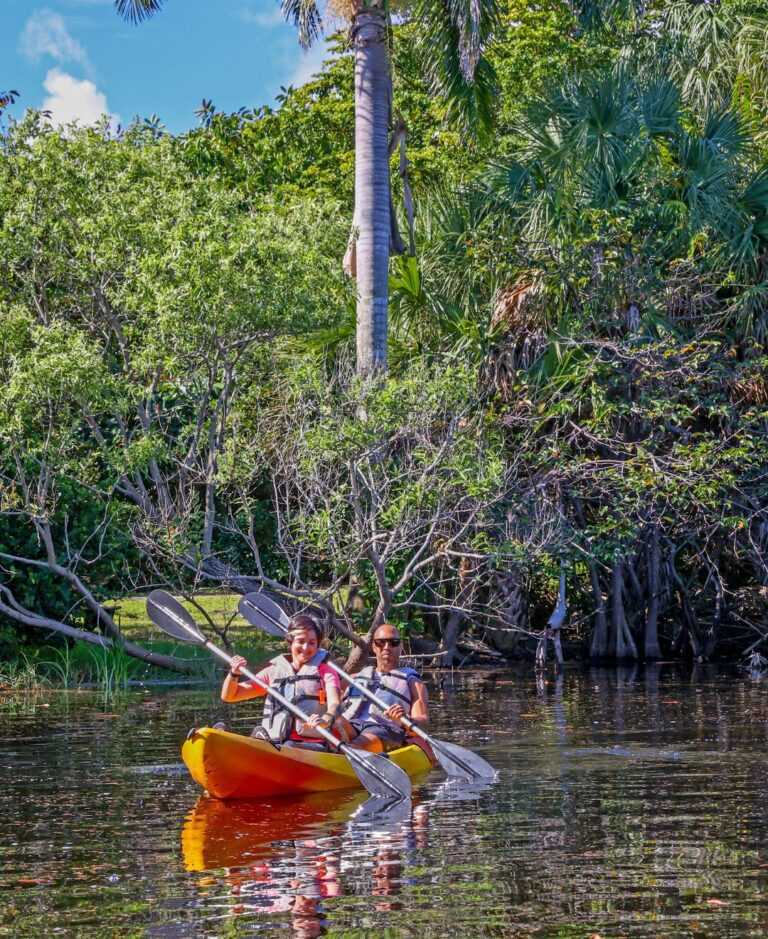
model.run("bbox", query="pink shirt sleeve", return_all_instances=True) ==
[318,661,341,691]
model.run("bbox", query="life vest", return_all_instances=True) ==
[260,650,329,743]
[342,666,418,734]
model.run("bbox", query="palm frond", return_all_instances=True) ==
[701,107,747,160]
[280,0,323,49]
[724,281,768,343]
[638,79,680,140]
[740,168,768,219]
[414,0,500,134]
[573,0,642,33]
[114,0,165,24]
[660,1,768,112]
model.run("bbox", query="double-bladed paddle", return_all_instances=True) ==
[238,592,497,782]
[145,590,412,801]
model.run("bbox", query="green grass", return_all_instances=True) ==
[113,591,258,644]
[112,590,280,675]
[0,657,40,692]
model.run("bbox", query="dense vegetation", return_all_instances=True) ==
[2,0,768,672]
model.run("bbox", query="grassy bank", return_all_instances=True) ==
[1,592,279,708]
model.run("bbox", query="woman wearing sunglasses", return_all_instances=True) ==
[338,623,429,753]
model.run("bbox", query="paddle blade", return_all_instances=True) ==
[238,593,288,638]
[430,738,497,781]
[147,590,205,645]
[351,794,412,825]
[342,746,412,800]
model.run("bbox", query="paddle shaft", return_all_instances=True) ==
[203,638,352,753]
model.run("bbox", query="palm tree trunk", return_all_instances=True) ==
[352,7,390,375]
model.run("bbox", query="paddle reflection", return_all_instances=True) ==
[182,791,430,936]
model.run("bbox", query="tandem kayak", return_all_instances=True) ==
[182,727,435,800]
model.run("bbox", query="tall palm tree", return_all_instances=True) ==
[114,0,499,375]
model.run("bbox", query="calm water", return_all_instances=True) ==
[2,667,768,938]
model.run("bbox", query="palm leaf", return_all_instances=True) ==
[114,0,165,23]
[414,0,500,134]
[741,168,768,218]
[701,107,746,160]
[639,78,680,140]
[280,0,323,49]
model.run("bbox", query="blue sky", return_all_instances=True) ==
[3,1,331,134]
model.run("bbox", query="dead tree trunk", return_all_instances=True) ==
[612,560,638,660]
[441,609,464,666]
[486,567,527,656]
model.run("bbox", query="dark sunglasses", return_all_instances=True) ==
[373,637,401,649]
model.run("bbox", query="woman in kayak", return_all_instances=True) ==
[338,622,430,753]
[221,615,342,746]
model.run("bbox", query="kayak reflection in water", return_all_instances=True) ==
[182,791,431,935]
[220,615,343,746]
[335,623,432,755]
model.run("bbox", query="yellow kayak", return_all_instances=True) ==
[182,727,434,800]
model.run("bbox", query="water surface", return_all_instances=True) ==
[2,667,768,937]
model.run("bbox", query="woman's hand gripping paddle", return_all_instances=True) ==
[146,590,412,801]
[238,592,497,782]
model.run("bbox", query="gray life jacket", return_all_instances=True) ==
[342,666,417,734]
[260,650,329,743]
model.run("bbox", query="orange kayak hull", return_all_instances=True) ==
[182,727,434,800]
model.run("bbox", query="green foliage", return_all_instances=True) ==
[4,0,768,662]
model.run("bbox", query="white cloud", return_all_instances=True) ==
[240,7,285,28]
[41,68,119,128]
[20,9,92,72]
[288,43,328,88]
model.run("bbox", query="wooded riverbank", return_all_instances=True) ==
[2,1,768,672]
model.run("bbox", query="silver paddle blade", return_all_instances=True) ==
[146,590,205,644]
[238,593,288,638]
[344,747,412,801]
[350,794,412,825]
[431,739,497,781]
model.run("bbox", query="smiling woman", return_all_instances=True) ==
[220,616,343,746]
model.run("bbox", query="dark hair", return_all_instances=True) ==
[287,614,324,642]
